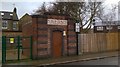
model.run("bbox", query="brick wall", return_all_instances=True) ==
[94,25,119,33]
[22,19,33,57]
[23,14,77,59]
[67,19,76,55]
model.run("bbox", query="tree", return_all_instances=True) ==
[97,4,118,29]
[34,2,47,15]
[97,4,117,24]
[34,1,103,33]
[96,4,118,32]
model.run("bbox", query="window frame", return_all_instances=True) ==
[118,26,120,29]
[97,26,103,31]
[2,20,8,29]
[13,21,18,30]
[106,26,113,30]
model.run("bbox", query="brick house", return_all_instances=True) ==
[94,21,120,33]
[19,13,32,31]
[22,13,77,59]
[1,7,22,47]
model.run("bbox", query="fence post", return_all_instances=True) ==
[76,32,79,55]
[30,36,33,60]
[17,36,20,61]
[2,36,6,64]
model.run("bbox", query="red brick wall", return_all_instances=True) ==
[22,20,33,57]
[67,19,76,55]
[23,14,77,59]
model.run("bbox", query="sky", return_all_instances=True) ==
[0,0,120,19]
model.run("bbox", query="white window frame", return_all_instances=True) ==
[106,26,112,30]
[118,26,120,29]
[1,13,4,15]
[13,21,18,30]
[10,13,13,16]
[97,26,103,31]
[2,20,8,29]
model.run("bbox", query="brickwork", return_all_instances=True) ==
[67,19,76,55]
[94,25,119,33]
[22,13,77,59]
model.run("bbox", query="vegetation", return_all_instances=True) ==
[34,1,117,33]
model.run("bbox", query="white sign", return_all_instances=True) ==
[75,23,80,32]
[47,19,67,25]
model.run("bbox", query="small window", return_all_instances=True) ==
[1,13,4,15]
[106,26,112,30]
[10,38,14,43]
[13,22,18,30]
[10,14,13,16]
[97,26,103,31]
[2,20,8,29]
[118,26,120,29]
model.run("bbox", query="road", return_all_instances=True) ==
[61,56,119,65]
[39,56,119,67]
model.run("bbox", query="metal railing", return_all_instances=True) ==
[2,36,33,64]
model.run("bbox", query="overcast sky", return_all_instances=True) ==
[0,0,120,19]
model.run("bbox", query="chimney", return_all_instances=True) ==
[13,7,17,13]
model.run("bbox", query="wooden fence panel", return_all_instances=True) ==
[96,33,102,52]
[110,33,118,50]
[106,33,110,51]
[118,32,120,50]
[93,33,99,52]
[79,34,84,53]
[84,34,89,53]
[107,33,118,51]
[79,32,118,54]
[114,33,118,50]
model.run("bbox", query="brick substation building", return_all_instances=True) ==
[22,13,77,59]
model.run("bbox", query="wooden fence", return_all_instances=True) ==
[78,32,119,54]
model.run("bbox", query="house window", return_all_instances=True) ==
[118,26,120,29]
[97,26,103,31]
[13,22,18,30]
[2,20,8,29]
[10,14,13,16]
[106,26,112,30]
[1,13,4,15]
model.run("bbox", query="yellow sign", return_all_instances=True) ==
[10,38,14,43]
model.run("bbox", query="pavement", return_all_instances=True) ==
[62,56,118,65]
[3,51,118,66]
